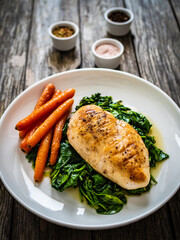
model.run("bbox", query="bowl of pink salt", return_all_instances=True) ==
[92,38,124,69]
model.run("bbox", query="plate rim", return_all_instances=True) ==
[0,68,180,230]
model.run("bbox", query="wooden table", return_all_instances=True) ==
[0,0,179,239]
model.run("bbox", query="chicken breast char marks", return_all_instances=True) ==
[67,105,150,190]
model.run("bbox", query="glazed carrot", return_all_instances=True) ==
[20,130,34,153]
[33,90,62,180]
[52,89,62,97]
[34,128,53,182]
[27,99,74,149]
[20,118,45,153]
[49,111,69,166]
[15,88,75,131]
[19,127,30,139]
[20,90,62,152]
[34,83,55,109]
[19,83,55,138]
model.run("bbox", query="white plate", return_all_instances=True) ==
[0,69,180,229]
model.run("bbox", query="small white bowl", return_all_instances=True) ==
[104,7,134,36]
[92,38,124,69]
[48,21,79,51]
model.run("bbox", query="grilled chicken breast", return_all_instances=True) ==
[67,105,150,190]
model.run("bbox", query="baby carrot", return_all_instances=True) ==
[20,118,45,153]
[20,130,34,153]
[49,111,69,166]
[34,128,53,182]
[34,83,55,109]
[27,99,74,149]
[19,127,30,139]
[15,88,75,131]
[19,83,55,138]
[52,89,62,97]
[20,90,61,152]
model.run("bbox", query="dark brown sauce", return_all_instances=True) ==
[108,11,130,23]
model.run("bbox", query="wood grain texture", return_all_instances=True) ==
[93,206,174,240]
[168,191,180,240]
[80,0,123,68]
[0,0,33,114]
[79,0,139,75]
[0,180,13,240]
[125,0,180,106]
[25,0,80,87]
[0,0,33,239]
[11,201,40,240]
[39,220,91,240]
[170,0,180,26]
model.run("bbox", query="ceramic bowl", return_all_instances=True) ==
[48,21,79,51]
[104,7,134,36]
[92,38,124,69]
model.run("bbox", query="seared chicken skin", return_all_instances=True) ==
[67,105,150,190]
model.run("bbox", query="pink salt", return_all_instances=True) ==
[95,43,120,58]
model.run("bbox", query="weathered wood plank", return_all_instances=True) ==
[168,191,180,240]
[11,201,40,240]
[0,180,13,240]
[0,0,33,239]
[25,0,81,87]
[39,220,92,240]
[0,0,32,114]
[79,0,120,68]
[93,205,174,240]
[125,0,180,106]
[80,0,139,76]
[80,0,108,68]
[170,0,180,26]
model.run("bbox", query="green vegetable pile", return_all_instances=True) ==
[26,93,169,215]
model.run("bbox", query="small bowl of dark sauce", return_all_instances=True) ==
[104,7,134,36]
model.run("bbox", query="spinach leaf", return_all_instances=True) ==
[50,141,127,214]
[79,176,127,215]
[25,144,40,168]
